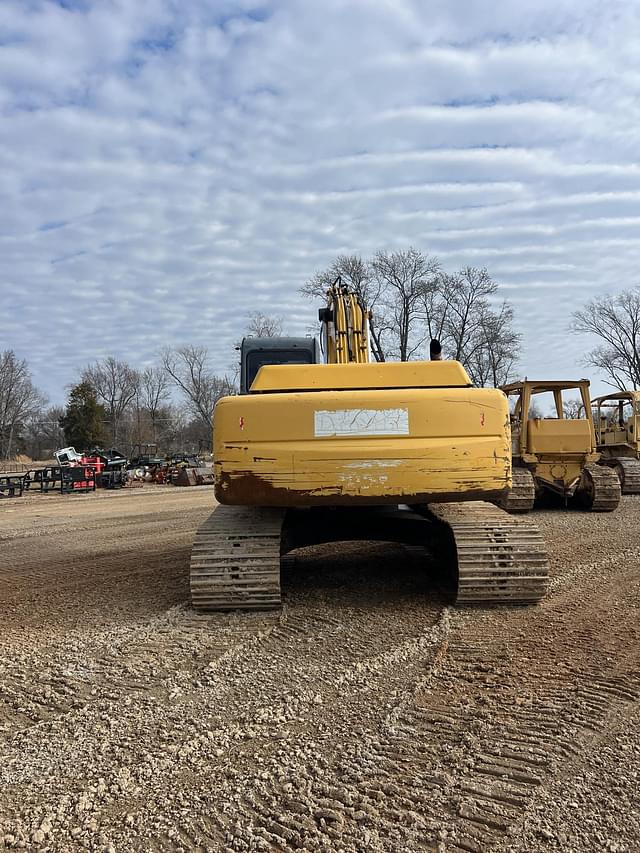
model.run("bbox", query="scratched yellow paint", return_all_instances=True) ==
[213,361,511,507]
[249,360,477,392]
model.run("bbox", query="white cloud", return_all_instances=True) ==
[1,0,640,400]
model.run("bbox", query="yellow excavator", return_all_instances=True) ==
[190,281,549,610]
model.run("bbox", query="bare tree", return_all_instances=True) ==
[24,405,65,459]
[422,267,520,386]
[302,254,518,376]
[137,366,171,442]
[82,357,139,445]
[140,366,170,415]
[158,405,190,452]
[246,311,283,338]
[437,268,498,361]
[0,351,47,459]
[123,402,191,455]
[302,254,386,361]
[161,346,235,438]
[572,288,640,389]
[464,301,521,387]
[562,398,584,419]
[372,248,440,361]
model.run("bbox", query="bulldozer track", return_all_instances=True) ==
[609,457,640,495]
[580,463,621,512]
[190,505,285,611]
[499,467,536,514]
[428,501,549,604]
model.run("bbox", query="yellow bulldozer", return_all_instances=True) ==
[190,281,549,610]
[500,380,620,513]
[591,390,640,494]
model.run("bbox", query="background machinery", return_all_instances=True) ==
[55,446,128,490]
[592,390,640,494]
[501,380,620,513]
[190,281,550,611]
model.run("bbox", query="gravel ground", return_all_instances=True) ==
[0,486,639,852]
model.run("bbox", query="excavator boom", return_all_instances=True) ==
[319,278,370,364]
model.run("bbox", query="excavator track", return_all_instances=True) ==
[190,502,549,612]
[577,464,621,512]
[610,458,640,495]
[499,466,536,514]
[190,505,285,611]
[427,501,549,604]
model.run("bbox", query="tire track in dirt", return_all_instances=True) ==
[0,543,448,850]
[0,490,214,739]
[143,517,640,853]
[1,496,640,851]
[188,600,639,853]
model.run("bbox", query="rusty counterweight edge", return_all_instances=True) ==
[215,471,508,508]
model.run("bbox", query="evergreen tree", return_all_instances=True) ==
[59,382,108,450]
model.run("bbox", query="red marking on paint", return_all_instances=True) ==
[480,412,485,427]
[239,417,245,430]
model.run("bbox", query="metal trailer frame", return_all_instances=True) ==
[27,465,97,494]
[0,474,26,498]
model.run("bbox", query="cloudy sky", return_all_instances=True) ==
[2,0,640,403]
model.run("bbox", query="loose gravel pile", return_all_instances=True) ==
[1,487,639,852]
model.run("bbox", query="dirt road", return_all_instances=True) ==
[1,487,639,852]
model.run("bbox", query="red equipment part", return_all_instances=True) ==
[72,466,95,490]
[81,455,104,475]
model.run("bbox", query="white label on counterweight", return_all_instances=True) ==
[314,408,409,437]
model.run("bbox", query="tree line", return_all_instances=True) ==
[303,250,520,386]
[2,247,640,459]
[0,318,267,461]
[58,348,236,458]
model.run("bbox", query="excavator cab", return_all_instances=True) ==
[240,337,320,394]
